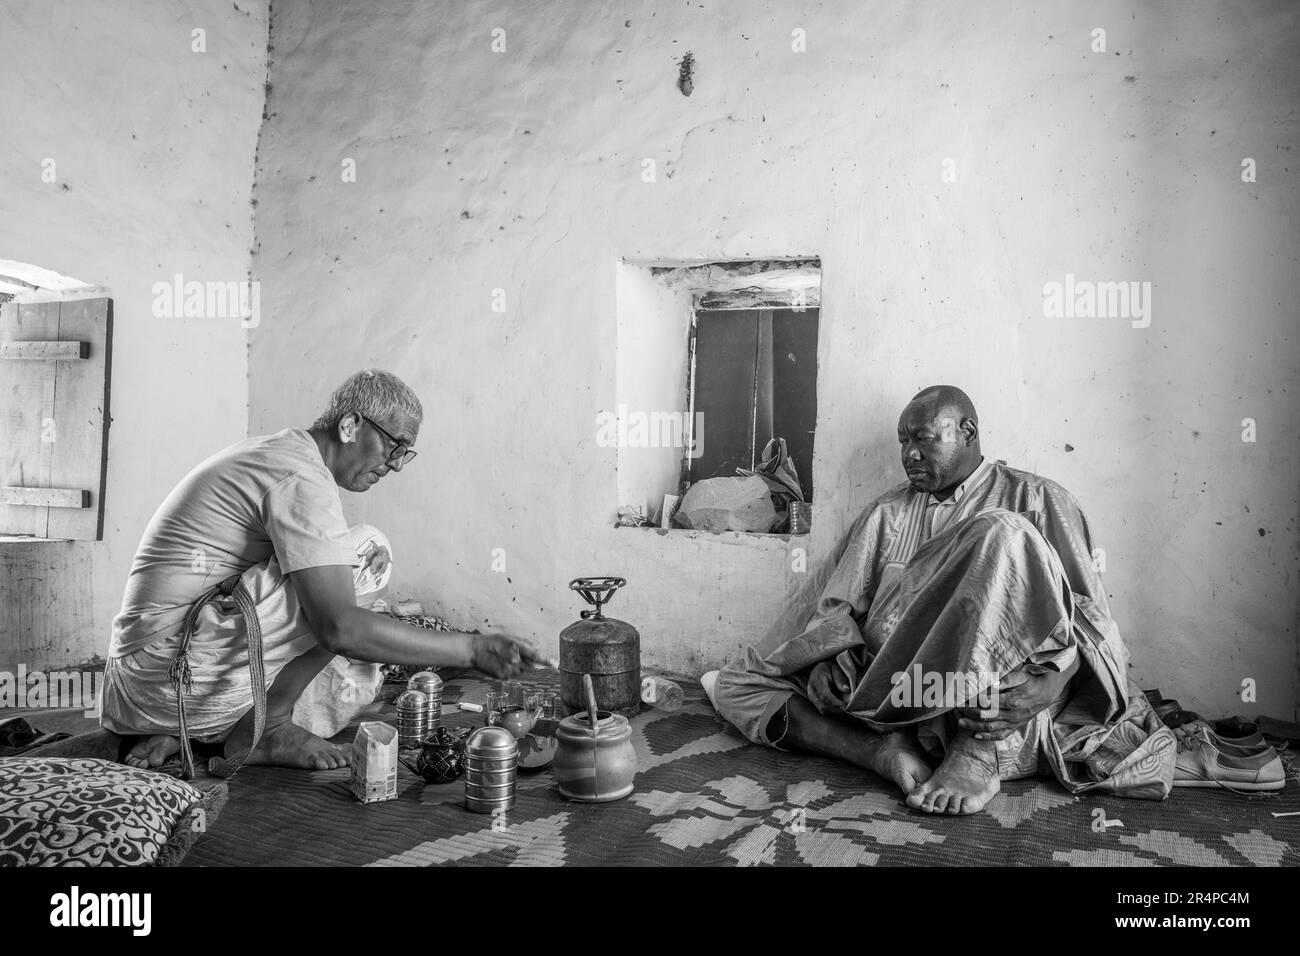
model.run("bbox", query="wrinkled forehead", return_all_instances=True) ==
[898,402,942,432]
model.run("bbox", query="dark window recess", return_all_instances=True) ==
[687,307,818,500]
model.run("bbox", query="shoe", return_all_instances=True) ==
[1258,715,1300,744]
[1174,731,1285,791]
[1179,720,1268,755]
[1214,716,1259,741]
[701,670,720,710]
[1156,701,1201,729]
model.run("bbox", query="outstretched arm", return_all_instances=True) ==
[289,564,545,678]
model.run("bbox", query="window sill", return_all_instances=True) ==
[0,535,73,543]
[616,525,808,542]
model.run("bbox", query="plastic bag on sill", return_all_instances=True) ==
[738,437,806,532]
[673,475,779,533]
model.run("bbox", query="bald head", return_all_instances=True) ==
[897,385,983,499]
[908,385,978,426]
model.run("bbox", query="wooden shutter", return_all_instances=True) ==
[0,297,113,540]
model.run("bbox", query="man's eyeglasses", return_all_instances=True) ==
[361,416,418,466]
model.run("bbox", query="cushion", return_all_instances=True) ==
[0,756,222,866]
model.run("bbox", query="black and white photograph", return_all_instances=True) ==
[0,0,1295,924]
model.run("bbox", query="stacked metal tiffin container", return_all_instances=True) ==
[408,671,443,726]
[463,725,518,813]
[395,689,430,748]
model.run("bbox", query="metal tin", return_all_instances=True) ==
[464,726,518,813]
[464,726,519,759]
[466,794,515,813]
[408,671,443,696]
[397,688,429,713]
[462,785,512,801]
[396,689,430,747]
[408,672,444,726]
[462,756,517,772]
[462,769,516,787]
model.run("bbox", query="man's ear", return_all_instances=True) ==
[961,418,979,446]
[338,412,362,444]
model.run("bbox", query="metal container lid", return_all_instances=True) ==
[396,689,429,711]
[408,671,443,695]
[465,725,519,759]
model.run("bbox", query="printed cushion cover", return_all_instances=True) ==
[0,756,208,866]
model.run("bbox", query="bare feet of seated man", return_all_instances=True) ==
[790,659,935,794]
[906,659,1076,815]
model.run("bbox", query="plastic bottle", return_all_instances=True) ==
[641,676,684,712]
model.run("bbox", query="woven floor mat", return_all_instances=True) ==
[175,674,1300,866]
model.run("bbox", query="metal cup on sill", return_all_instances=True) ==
[788,501,811,535]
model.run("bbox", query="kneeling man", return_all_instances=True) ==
[102,369,541,777]
[706,386,1175,814]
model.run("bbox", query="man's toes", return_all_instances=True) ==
[905,786,926,809]
[946,796,965,814]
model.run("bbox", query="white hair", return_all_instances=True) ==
[313,369,423,432]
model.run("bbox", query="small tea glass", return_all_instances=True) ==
[538,691,558,720]
[501,680,525,709]
[484,690,508,726]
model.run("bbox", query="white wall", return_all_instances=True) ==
[0,0,268,668]
[245,0,1291,721]
[614,262,694,517]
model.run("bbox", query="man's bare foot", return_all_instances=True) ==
[228,717,350,771]
[864,730,934,793]
[905,730,1000,815]
[124,734,181,769]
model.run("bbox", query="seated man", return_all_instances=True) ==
[101,368,542,776]
[704,386,1176,815]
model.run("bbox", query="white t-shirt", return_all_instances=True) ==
[109,428,357,658]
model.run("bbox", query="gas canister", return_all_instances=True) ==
[558,577,640,718]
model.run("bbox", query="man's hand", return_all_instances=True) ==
[470,632,548,679]
[957,660,1075,741]
[807,659,851,715]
